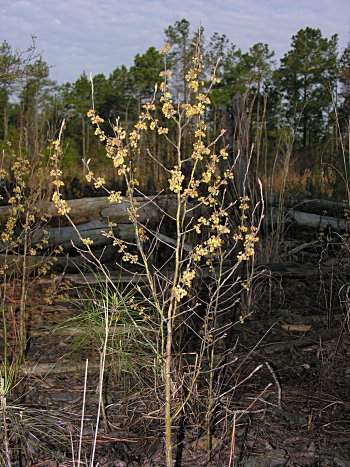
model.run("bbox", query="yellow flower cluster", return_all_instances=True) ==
[113,125,126,140]
[143,102,156,111]
[182,179,200,199]
[11,158,30,183]
[196,93,211,105]
[94,177,105,189]
[112,237,127,252]
[112,149,128,175]
[193,244,209,262]
[159,71,172,79]
[129,129,141,148]
[169,166,184,194]
[232,197,257,258]
[239,195,250,212]
[50,136,73,217]
[158,126,169,135]
[1,216,16,243]
[173,268,197,302]
[52,179,65,188]
[51,191,71,216]
[236,229,259,261]
[122,252,138,264]
[160,91,176,119]
[192,233,225,263]
[185,54,205,94]
[182,102,205,117]
[86,171,94,182]
[180,268,196,287]
[137,227,149,242]
[91,115,104,125]
[173,285,188,302]
[50,168,62,178]
[220,148,229,160]
[82,237,94,246]
[194,209,229,235]
[88,110,132,175]
[108,191,123,203]
[206,235,224,252]
[159,42,171,55]
[192,140,210,161]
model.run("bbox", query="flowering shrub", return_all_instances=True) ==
[51,39,262,466]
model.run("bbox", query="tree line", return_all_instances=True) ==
[0,19,349,197]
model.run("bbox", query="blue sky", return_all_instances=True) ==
[1,0,349,83]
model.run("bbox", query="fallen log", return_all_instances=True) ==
[0,252,52,274]
[0,244,125,274]
[20,360,101,377]
[269,208,348,231]
[32,221,136,251]
[292,199,349,217]
[32,222,193,255]
[0,195,179,226]
[260,327,340,355]
[289,210,348,231]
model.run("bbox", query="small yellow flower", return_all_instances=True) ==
[173,285,188,302]
[108,191,122,203]
[159,71,172,79]
[94,177,105,189]
[82,237,94,246]
[159,43,171,55]
[91,115,104,124]
[86,171,94,182]
[158,126,169,135]
[180,269,196,287]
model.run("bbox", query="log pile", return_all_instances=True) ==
[0,195,349,274]
[0,195,180,272]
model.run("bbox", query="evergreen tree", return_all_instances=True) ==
[130,46,163,102]
[106,65,135,125]
[276,27,339,159]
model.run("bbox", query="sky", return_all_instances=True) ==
[1,0,349,84]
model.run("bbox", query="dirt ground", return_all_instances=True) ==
[4,235,350,466]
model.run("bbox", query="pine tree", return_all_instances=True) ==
[277,27,339,159]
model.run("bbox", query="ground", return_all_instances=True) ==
[3,237,350,466]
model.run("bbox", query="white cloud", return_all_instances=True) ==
[0,0,348,83]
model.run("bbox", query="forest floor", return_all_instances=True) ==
[4,228,350,466]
